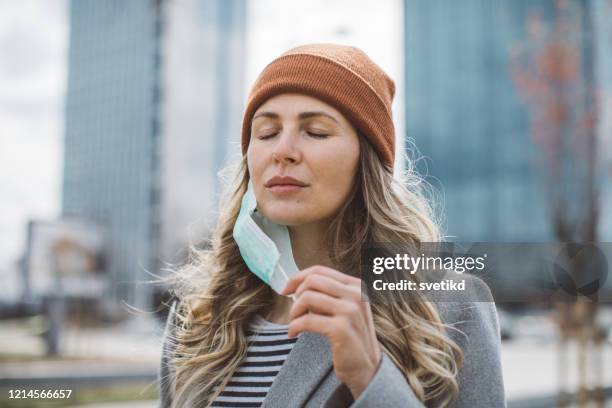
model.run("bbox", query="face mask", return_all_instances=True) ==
[232,180,300,296]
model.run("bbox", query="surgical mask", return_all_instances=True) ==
[232,180,300,296]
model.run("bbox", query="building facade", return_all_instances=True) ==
[62,0,246,307]
[403,0,611,242]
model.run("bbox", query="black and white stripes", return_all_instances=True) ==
[211,315,297,408]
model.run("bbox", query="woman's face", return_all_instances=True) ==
[247,93,360,226]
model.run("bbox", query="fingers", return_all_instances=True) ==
[289,289,359,320]
[295,273,362,301]
[283,265,372,342]
[288,313,338,338]
[282,265,361,296]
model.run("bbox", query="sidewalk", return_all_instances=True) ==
[0,358,157,386]
[0,316,162,361]
[501,338,612,400]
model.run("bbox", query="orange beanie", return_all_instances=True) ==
[240,43,396,168]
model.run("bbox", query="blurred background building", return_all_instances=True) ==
[404,0,612,242]
[405,0,550,241]
[61,0,246,308]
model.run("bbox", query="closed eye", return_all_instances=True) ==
[307,131,329,138]
[258,132,278,140]
[259,131,328,140]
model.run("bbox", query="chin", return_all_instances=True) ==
[265,212,309,226]
[261,205,308,226]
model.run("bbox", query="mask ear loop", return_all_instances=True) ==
[278,264,297,301]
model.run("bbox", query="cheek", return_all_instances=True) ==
[247,148,264,181]
[310,144,359,208]
[316,138,358,178]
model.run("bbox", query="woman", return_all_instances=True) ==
[159,43,505,407]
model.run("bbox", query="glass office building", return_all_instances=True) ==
[62,0,246,307]
[403,0,611,242]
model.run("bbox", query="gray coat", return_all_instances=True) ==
[158,275,506,407]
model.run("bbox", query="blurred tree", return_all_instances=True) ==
[510,0,603,243]
[509,0,611,406]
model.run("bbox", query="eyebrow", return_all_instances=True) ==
[252,110,339,123]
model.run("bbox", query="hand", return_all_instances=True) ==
[281,265,382,399]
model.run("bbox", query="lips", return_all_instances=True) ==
[264,175,308,187]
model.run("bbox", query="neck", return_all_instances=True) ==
[263,220,334,325]
[288,221,334,270]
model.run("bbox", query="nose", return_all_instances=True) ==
[271,125,301,164]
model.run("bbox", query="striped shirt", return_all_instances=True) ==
[211,314,298,408]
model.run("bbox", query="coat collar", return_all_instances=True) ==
[261,331,334,408]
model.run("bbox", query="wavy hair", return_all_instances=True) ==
[164,134,463,407]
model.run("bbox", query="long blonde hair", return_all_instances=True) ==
[165,134,463,407]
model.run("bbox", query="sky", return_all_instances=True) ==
[0,0,403,298]
[0,0,67,296]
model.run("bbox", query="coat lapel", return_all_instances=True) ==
[261,331,333,408]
